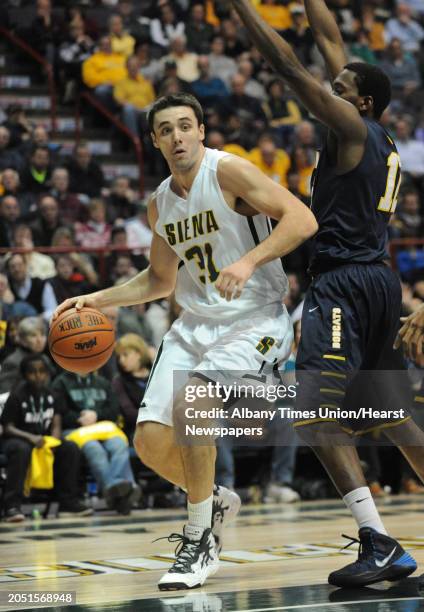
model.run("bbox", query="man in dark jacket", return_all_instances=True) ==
[66,143,104,198]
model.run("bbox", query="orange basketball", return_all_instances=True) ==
[48,307,115,375]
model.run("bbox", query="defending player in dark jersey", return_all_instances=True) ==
[230,0,424,589]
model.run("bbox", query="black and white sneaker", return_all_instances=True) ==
[158,525,219,591]
[212,485,241,555]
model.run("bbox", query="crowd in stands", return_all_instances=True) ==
[0,0,423,520]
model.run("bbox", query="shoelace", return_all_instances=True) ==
[155,533,200,572]
[340,534,364,560]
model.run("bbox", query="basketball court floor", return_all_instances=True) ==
[1,496,424,611]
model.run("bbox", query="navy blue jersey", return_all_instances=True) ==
[309,118,401,273]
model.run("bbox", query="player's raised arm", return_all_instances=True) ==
[303,0,347,82]
[229,0,366,140]
[215,155,318,300]
[51,197,179,319]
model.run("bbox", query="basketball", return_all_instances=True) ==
[48,307,115,375]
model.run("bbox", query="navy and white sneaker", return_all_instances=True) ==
[212,485,241,555]
[329,527,417,588]
[158,525,219,591]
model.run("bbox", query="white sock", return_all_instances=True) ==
[187,494,213,530]
[343,487,387,535]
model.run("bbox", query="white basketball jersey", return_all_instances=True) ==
[155,147,288,319]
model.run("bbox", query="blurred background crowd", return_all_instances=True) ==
[0,0,423,522]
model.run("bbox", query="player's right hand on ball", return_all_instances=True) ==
[51,294,97,321]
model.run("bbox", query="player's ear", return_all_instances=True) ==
[360,95,373,114]
[151,131,160,149]
[199,123,205,142]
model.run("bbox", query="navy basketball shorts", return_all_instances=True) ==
[295,262,412,435]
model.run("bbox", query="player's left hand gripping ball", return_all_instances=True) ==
[215,258,255,301]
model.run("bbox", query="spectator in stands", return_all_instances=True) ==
[0,273,15,322]
[156,60,193,96]
[12,224,55,280]
[28,0,62,65]
[220,18,248,58]
[186,2,214,54]
[379,39,422,101]
[1,354,92,522]
[350,29,378,66]
[2,104,32,148]
[249,134,291,188]
[6,254,57,322]
[113,333,152,439]
[75,198,111,249]
[82,36,127,106]
[30,195,64,247]
[385,3,424,54]
[391,189,423,238]
[150,2,185,50]
[113,56,155,138]
[52,369,140,515]
[256,0,291,31]
[237,57,266,101]
[225,73,267,134]
[208,36,237,88]
[162,35,200,83]
[191,55,229,108]
[0,127,23,172]
[108,14,135,59]
[105,226,149,284]
[20,146,51,196]
[106,175,137,222]
[135,41,163,84]
[0,169,31,214]
[115,0,145,41]
[0,315,21,365]
[59,22,94,104]
[66,143,105,199]
[291,145,315,199]
[395,117,424,185]
[262,79,302,147]
[0,316,50,394]
[65,6,99,42]
[284,4,314,66]
[50,167,87,223]
[111,254,138,285]
[0,195,20,248]
[47,254,94,304]
[125,199,153,252]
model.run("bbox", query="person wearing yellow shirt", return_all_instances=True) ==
[249,134,291,187]
[82,36,127,107]
[109,14,135,58]
[114,56,156,137]
[256,0,292,31]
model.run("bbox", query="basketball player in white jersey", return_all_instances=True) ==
[52,93,317,590]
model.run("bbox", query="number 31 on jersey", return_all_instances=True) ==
[378,152,401,213]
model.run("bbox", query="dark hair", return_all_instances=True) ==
[148,94,204,133]
[31,145,50,157]
[344,62,391,120]
[20,353,50,377]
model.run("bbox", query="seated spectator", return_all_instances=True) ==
[2,104,32,149]
[65,5,99,42]
[52,369,140,515]
[385,3,424,54]
[0,272,14,321]
[117,303,156,346]
[150,2,185,50]
[113,56,155,137]
[66,143,105,199]
[185,2,214,54]
[0,195,20,248]
[113,333,152,438]
[111,253,138,285]
[6,254,57,322]
[27,0,62,65]
[262,79,302,147]
[350,29,378,65]
[394,117,424,185]
[225,73,267,134]
[49,227,99,288]
[109,14,135,58]
[12,224,56,280]
[1,354,92,522]
[75,198,112,249]
[191,56,229,109]
[0,126,24,172]
[162,35,200,83]
[283,4,314,66]
[106,175,138,222]
[390,189,423,238]
[20,146,52,196]
[135,41,163,84]
[59,22,94,104]
[105,226,149,282]
[0,169,32,215]
[208,36,237,89]
[30,194,65,247]
[156,60,193,96]
[47,254,94,304]
[82,36,127,106]
[249,134,291,187]
[379,39,421,100]
[291,145,315,199]
[256,0,291,32]
[115,0,145,41]
[125,199,153,252]
[206,129,250,158]
[0,315,22,365]
[237,58,266,101]
[220,19,248,58]
[0,316,50,394]
[50,167,87,223]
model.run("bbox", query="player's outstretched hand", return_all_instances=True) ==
[215,258,255,301]
[394,304,424,365]
[51,294,99,322]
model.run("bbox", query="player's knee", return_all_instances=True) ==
[133,423,161,469]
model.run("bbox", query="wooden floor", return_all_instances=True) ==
[1,496,424,611]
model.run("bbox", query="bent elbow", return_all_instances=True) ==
[301,211,319,240]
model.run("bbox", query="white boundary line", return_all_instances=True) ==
[230,596,422,611]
